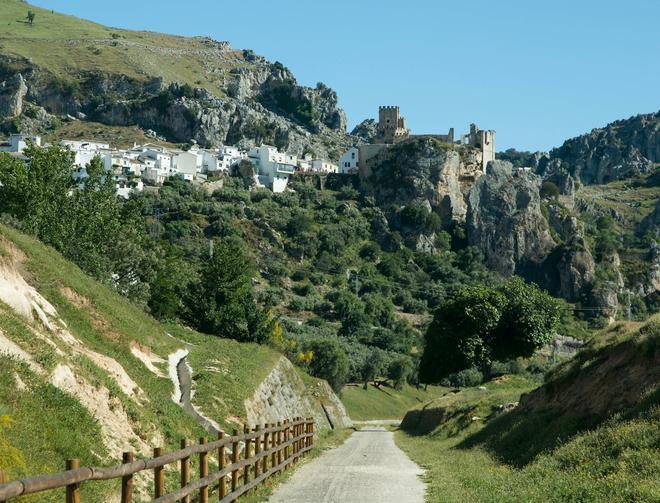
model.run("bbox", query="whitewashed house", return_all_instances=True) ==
[5,134,41,153]
[217,146,246,173]
[200,149,220,173]
[339,147,359,174]
[248,145,297,193]
[296,154,313,172]
[173,150,199,181]
[311,159,338,174]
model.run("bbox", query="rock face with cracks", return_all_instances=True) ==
[244,356,352,432]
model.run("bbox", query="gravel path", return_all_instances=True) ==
[268,427,425,503]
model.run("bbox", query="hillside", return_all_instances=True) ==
[0,0,355,158]
[396,317,660,502]
[0,224,349,502]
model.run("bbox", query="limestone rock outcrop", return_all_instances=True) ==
[363,138,484,227]
[351,119,378,143]
[0,52,355,159]
[540,111,659,185]
[466,160,556,276]
[0,73,27,118]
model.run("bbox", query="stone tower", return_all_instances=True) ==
[465,123,496,171]
[375,106,410,144]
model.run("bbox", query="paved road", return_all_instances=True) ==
[268,427,425,503]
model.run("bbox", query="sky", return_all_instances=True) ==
[32,0,660,151]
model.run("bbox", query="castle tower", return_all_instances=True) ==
[375,106,410,144]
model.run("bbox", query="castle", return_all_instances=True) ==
[358,106,495,172]
[374,106,411,144]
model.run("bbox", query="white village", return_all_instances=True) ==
[0,106,496,197]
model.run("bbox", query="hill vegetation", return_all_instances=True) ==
[396,317,660,502]
[0,224,339,502]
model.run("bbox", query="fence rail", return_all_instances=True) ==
[0,417,314,503]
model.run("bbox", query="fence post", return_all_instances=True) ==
[284,420,290,470]
[218,431,226,501]
[121,452,134,503]
[309,418,315,451]
[231,429,239,503]
[271,423,277,469]
[242,425,250,489]
[65,459,80,503]
[200,437,209,503]
[180,439,190,503]
[296,417,302,463]
[0,469,6,503]
[261,425,269,478]
[153,447,165,498]
[253,425,261,480]
[276,421,283,471]
[293,417,302,463]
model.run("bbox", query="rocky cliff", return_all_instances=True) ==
[540,111,659,186]
[0,1,357,158]
[362,138,484,228]
[466,161,556,276]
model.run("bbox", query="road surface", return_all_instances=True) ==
[268,427,425,503]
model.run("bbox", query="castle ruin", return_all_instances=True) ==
[358,106,496,177]
[461,123,496,171]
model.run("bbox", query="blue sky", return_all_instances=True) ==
[32,0,660,151]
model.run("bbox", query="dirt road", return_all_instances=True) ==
[269,427,425,503]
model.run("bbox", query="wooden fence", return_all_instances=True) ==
[0,417,314,503]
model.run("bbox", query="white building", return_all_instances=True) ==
[216,146,246,173]
[296,154,313,172]
[114,176,144,199]
[311,159,338,174]
[7,134,41,153]
[248,145,297,193]
[200,149,221,173]
[339,147,359,174]
[61,140,111,175]
[173,150,199,181]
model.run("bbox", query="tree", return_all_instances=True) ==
[64,156,122,280]
[387,356,412,390]
[188,241,273,343]
[540,181,560,199]
[27,11,35,25]
[419,279,561,384]
[360,348,386,389]
[304,338,349,392]
[0,145,74,246]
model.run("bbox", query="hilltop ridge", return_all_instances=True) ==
[0,0,355,158]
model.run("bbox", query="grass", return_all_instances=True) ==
[576,171,660,226]
[341,383,448,421]
[41,121,179,150]
[169,324,281,433]
[394,318,660,503]
[0,0,247,94]
[0,224,304,500]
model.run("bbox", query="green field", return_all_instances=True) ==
[395,319,660,503]
[341,383,449,421]
[0,0,248,94]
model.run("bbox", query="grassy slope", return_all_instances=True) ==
[341,383,448,421]
[0,0,248,93]
[0,224,294,500]
[395,318,660,503]
[40,120,179,150]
